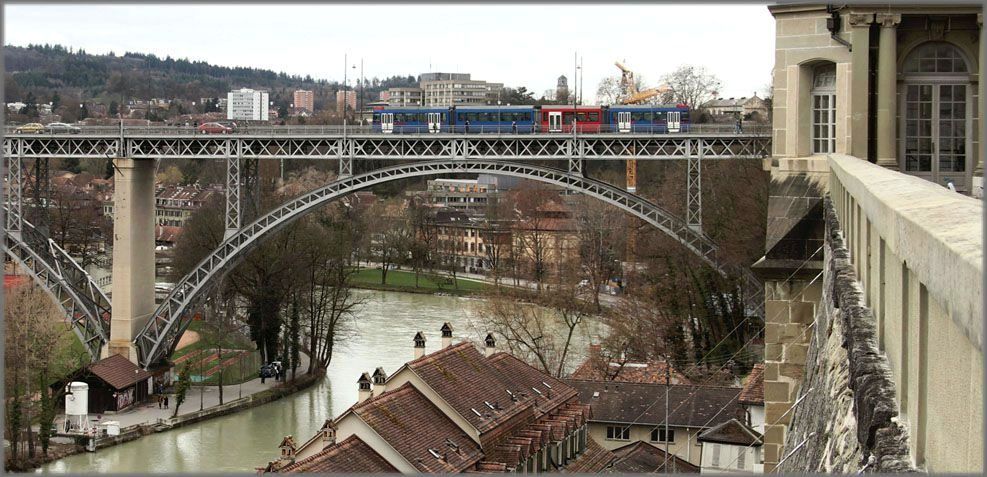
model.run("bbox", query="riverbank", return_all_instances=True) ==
[14,372,323,472]
[349,267,491,296]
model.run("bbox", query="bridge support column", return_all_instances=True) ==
[105,158,157,364]
[225,145,241,240]
[4,143,23,239]
[686,139,702,232]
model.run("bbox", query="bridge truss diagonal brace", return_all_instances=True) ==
[568,138,583,177]
[686,139,703,233]
[339,138,353,178]
[224,141,241,239]
[5,141,24,238]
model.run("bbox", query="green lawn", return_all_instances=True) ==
[349,268,489,294]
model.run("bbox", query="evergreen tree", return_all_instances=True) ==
[108,100,118,117]
[50,92,61,112]
[172,363,192,418]
[79,103,89,120]
[289,297,300,380]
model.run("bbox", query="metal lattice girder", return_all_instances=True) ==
[224,142,241,238]
[5,146,23,236]
[3,215,111,361]
[133,159,744,368]
[29,157,51,232]
[5,133,769,160]
[687,139,703,232]
[3,137,121,158]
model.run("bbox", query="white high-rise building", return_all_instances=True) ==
[226,88,270,121]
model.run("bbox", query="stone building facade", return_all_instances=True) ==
[769,4,983,194]
[760,3,984,473]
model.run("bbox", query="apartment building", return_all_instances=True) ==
[226,88,270,121]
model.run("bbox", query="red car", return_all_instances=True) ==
[198,122,234,134]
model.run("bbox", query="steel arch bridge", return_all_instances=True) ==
[3,214,111,360]
[134,159,760,368]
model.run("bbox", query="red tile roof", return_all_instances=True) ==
[571,346,691,385]
[87,354,154,390]
[487,352,577,416]
[352,382,484,473]
[697,418,763,446]
[738,363,764,405]
[561,436,615,473]
[608,441,700,473]
[408,342,528,433]
[277,435,398,473]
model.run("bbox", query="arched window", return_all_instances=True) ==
[903,42,969,74]
[810,63,837,154]
[901,42,971,184]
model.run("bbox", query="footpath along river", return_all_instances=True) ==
[41,289,604,473]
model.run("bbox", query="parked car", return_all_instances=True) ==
[45,122,82,134]
[14,123,45,134]
[198,122,234,134]
[259,364,275,379]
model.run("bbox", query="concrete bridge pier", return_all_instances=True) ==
[103,157,157,364]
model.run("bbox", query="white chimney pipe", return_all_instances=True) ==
[484,333,497,357]
[414,331,426,359]
[441,322,453,349]
[357,372,372,403]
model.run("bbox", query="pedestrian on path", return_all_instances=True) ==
[164,395,169,408]
[157,395,162,409]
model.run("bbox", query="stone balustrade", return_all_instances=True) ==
[828,153,983,472]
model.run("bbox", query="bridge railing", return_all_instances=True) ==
[3,123,770,137]
[828,153,982,472]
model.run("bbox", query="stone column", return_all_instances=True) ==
[105,158,157,364]
[977,14,984,185]
[876,14,901,170]
[848,13,872,160]
[752,157,829,473]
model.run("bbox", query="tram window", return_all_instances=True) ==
[655,111,667,122]
[467,113,479,122]
[522,112,532,122]
[631,112,652,122]
[563,112,574,122]
[587,112,599,122]
[576,112,587,122]
[543,112,549,121]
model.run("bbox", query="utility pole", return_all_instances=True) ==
[579,55,584,105]
[665,362,672,472]
[359,58,364,125]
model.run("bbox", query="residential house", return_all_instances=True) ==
[264,326,615,473]
[697,419,763,473]
[566,379,747,467]
[606,441,700,473]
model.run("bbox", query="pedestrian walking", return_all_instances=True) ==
[465,120,471,133]
[157,395,162,409]
[512,121,518,134]
[164,395,169,408]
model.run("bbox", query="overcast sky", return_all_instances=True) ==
[4,4,775,103]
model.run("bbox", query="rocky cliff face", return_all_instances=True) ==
[778,197,915,473]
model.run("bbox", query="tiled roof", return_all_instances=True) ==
[487,352,577,415]
[561,436,615,473]
[408,342,528,433]
[155,225,183,243]
[571,348,691,385]
[738,363,764,405]
[277,435,398,473]
[352,382,484,473]
[87,354,154,390]
[698,418,763,447]
[608,441,700,473]
[566,379,745,429]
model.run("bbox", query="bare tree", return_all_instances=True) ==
[573,196,625,311]
[660,65,723,111]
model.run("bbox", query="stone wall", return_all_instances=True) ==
[778,197,914,473]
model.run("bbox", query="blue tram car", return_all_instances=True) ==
[605,103,691,133]
[372,107,451,133]
[452,106,537,133]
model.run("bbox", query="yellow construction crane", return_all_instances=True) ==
[615,61,671,193]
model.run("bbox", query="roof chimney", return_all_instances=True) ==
[441,322,453,348]
[319,419,337,448]
[485,333,497,357]
[357,372,372,403]
[414,331,426,359]
[372,367,388,396]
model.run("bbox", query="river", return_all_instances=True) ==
[41,290,605,473]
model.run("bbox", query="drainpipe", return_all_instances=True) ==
[827,5,853,51]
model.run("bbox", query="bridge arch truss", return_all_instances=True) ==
[135,159,759,368]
